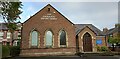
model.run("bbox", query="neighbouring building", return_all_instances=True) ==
[20,4,108,56]
[0,23,22,46]
[103,24,120,51]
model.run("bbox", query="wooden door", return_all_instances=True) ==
[83,32,92,52]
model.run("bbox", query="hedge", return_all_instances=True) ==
[2,45,20,58]
[10,46,20,57]
[2,45,10,58]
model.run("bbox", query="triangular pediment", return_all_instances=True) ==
[24,4,74,25]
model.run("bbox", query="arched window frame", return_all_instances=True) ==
[58,29,68,48]
[44,29,54,48]
[29,29,40,48]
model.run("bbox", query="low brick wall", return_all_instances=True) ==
[109,47,120,52]
[20,47,76,57]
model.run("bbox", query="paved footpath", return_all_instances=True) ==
[11,56,120,59]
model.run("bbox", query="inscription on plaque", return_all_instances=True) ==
[41,13,57,20]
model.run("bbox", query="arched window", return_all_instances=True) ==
[31,31,38,47]
[45,31,53,48]
[60,30,66,47]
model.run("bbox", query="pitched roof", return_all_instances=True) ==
[23,4,74,25]
[0,23,22,30]
[75,24,104,36]
[0,23,8,30]
[106,24,120,35]
[107,28,118,35]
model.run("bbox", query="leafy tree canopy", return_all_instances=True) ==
[0,1,23,31]
[0,1,22,23]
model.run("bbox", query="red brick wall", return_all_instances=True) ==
[21,5,76,56]
[96,36,106,47]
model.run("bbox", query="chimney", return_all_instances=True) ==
[103,27,108,34]
[115,24,118,28]
[115,24,120,28]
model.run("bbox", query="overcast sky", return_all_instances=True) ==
[19,2,118,30]
[20,0,119,2]
[0,2,119,31]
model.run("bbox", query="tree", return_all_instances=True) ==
[0,1,23,46]
[108,24,120,51]
[108,34,120,51]
[108,36,116,51]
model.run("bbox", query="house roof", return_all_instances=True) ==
[0,23,8,30]
[106,24,120,35]
[107,27,118,35]
[0,23,22,30]
[75,24,104,36]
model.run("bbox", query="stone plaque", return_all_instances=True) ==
[41,13,57,20]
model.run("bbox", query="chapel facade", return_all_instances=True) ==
[20,4,106,56]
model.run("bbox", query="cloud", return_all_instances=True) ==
[51,2,118,30]
[20,0,119,2]
[20,2,118,30]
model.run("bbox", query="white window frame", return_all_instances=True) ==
[0,32,3,39]
[7,32,11,39]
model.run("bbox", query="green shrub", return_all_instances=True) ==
[101,46,108,51]
[10,46,20,57]
[2,45,10,58]
[96,46,101,51]
[96,46,108,52]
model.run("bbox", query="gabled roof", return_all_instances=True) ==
[23,4,74,25]
[107,27,118,35]
[106,24,120,35]
[75,24,104,36]
[0,23,22,30]
[0,23,8,30]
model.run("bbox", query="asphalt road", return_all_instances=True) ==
[10,56,120,59]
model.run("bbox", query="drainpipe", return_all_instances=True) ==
[76,35,79,53]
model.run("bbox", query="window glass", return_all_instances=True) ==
[60,30,66,47]
[7,32,11,39]
[31,31,38,46]
[45,31,53,48]
[0,32,3,39]
[17,32,21,39]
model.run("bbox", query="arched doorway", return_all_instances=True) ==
[83,32,92,52]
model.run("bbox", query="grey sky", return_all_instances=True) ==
[20,0,119,2]
[49,2,118,30]
[0,2,118,31]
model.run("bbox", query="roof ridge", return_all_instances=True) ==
[75,24,92,25]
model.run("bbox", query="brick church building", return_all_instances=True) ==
[20,4,107,56]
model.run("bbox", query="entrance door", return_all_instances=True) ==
[83,32,92,52]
